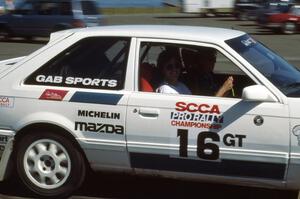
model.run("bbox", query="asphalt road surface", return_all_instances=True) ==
[0,14,299,199]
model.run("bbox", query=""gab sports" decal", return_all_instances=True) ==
[35,75,117,88]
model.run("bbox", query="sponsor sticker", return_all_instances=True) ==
[171,102,223,130]
[35,75,118,88]
[39,89,68,101]
[0,96,14,108]
[241,37,256,47]
[78,110,120,120]
[75,121,124,135]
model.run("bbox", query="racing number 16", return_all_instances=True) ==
[177,129,220,160]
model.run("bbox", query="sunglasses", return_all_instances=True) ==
[165,63,181,70]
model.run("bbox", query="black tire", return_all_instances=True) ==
[16,131,86,199]
[282,22,297,34]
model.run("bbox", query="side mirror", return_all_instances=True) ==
[242,85,277,102]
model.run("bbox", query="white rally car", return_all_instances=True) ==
[0,25,300,198]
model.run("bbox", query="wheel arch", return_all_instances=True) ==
[12,122,91,171]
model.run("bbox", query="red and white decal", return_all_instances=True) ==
[39,89,68,101]
[175,102,220,114]
[171,102,223,129]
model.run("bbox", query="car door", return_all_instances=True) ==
[126,38,289,184]
[24,36,132,170]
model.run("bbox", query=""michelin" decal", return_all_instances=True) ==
[78,110,120,120]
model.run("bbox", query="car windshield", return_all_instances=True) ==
[226,34,300,97]
[291,6,300,15]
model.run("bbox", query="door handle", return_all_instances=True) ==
[138,108,160,118]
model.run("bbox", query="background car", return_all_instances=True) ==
[234,0,297,21]
[0,0,103,40]
[259,5,300,34]
[234,0,264,20]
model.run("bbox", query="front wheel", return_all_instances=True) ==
[16,131,86,198]
[282,22,297,34]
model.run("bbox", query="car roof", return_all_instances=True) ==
[70,25,246,43]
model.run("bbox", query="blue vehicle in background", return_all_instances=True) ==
[0,0,103,40]
[234,0,299,21]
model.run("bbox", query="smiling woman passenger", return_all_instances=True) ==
[156,49,191,95]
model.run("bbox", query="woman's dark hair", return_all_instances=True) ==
[157,48,180,71]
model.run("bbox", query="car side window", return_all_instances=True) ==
[139,42,256,98]
[25,37,130,90]
[81,1,99,15]
[292,7,300,15]
[59,2,72,16]
[14,1,35,15]
[37,2,60,16]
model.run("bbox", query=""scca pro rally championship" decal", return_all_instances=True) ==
[171,102,223,129]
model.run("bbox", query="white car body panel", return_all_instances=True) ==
[286,98,300,189]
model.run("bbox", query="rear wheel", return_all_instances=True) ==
[282,22,297,34]
[16,131,86,198]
